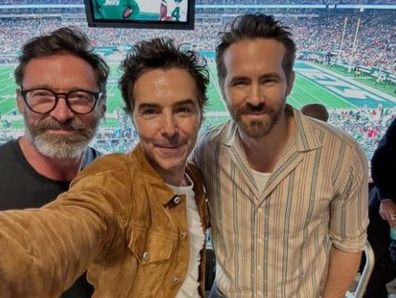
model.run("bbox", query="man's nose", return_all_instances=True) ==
[247,83,263,105]
[49,97,75,123]
[161,114,178,137]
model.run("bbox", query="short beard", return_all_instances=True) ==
[229,103,283,139]
[24,117,99,160]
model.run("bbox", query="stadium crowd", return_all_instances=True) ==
[1,0,395,5]
[0,2,395,158]
[195,0,396,4]
[328,106,396,160]
[0,7,394,72]
[59,107,396,159]
[1,107,395,161]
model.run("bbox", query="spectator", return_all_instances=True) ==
[0,37,210,298]
[0,26,109,297]
[301,103,330,122]
[365,117,396,298]
[193,13,368,297]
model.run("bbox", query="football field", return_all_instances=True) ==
[0,60,395,130]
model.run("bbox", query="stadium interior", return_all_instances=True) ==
[0,0,395,159]
[0,1,395,297]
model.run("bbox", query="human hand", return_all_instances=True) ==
[123,7,132,18]
[379,199,396,227]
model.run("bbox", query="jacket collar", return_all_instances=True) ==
[128,144,206,207]
[128,144,177,206]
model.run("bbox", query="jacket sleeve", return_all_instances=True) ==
[371,118,396,201]
[0,154,131,297]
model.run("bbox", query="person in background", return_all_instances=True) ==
[93,0,140,20]
[193,13,368,298]
[0,26,110,297]
[301,103,329,122]
[0,37,210,298]
[365,117,396,298]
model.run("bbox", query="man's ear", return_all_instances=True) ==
[15,89,25,114]
[286,70,295,97]
[100,103,107,119]
[99,96,107,118]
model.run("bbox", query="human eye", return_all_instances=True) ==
[175,105,194,115]
[230,78,249,87]
[139,105,160,118]
[29,89,54,103]
[143,108,157,115]
[260,76,279,85]
[69,91,95,104]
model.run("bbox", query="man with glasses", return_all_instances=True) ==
[0,26,109,297]
[0,37,209,297]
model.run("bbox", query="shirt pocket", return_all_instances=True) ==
[128,227,175,264]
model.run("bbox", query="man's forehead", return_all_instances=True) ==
[22,54,98,90]
[225,38,286,60]
[133,68,199,104]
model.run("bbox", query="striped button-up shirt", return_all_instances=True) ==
[192,107,368,298]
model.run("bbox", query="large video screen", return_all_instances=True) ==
[84,0,195,30]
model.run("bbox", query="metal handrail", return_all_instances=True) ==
[346,241,375,298]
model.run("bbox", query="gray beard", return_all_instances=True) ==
[28,131,94,159]
[24,117,99,160]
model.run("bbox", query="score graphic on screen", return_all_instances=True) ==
[85,0,194,29]
[91,0,187,22]
[160,0,188,22]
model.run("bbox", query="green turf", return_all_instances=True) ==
[288,74,353,109]
[1,59,394,130]
[320,63,396,97]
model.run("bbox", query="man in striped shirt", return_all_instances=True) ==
[192,14,368,298]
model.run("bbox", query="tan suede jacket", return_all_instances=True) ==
[0,144,210,298]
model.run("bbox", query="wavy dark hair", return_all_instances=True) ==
[119,38,209,114]
[14,26,109,95]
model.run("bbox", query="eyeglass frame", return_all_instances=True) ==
[19,87,103,115]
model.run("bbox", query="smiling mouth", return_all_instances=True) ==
[46,128,77,135]
[244,111,266,115]
[156,143,181,148]
[242,112,268,119]
[156,144,186,157]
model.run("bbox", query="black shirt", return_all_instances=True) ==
[0,138,99,297]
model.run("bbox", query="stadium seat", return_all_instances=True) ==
[205,246,216,292]
[345,241,375,298]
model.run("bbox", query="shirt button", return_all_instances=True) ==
[180,231,187,240]
[173,196,181,205]
[173,276,181,284]
[142,251,150,262]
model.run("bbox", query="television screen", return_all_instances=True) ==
[84,0,195,30]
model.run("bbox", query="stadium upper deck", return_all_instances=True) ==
[1,5,394,74]
[1,0,395,5]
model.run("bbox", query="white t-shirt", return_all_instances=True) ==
[251,168,271,195]
[168,175,205,298]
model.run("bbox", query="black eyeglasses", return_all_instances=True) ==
[20,87,103,115]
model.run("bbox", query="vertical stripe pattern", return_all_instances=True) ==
[192,107,368,298]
